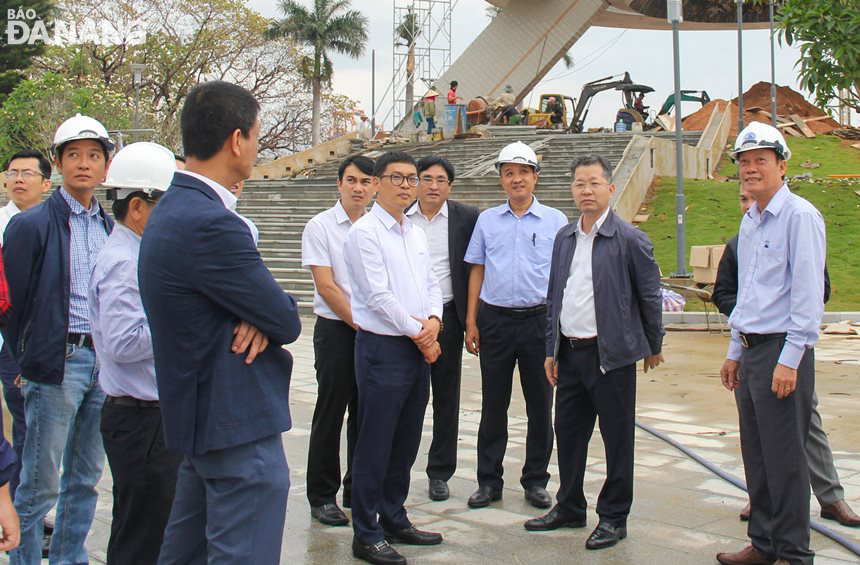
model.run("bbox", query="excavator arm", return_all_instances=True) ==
[569,72,633,133]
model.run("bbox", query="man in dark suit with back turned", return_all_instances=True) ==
[405,156,479,501]
[139,81,301,564]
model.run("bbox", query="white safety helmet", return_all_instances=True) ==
[103,142,176,200]
[51,113,115,158]
[730,121,791,163]
[494,141,540,173]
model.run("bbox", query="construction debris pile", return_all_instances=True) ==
[682,82,841,139]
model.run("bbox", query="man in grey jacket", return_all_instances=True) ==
[524,154,664,551]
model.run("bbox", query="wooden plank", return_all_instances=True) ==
[851,143,860,151]
[804,115,833,123]
[828,174,860,178]
[783,127,802,137]
[790,114,816,138]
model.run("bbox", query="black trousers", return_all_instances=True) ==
[307,316,358,507]
[426,301,464,481]
[352,331,430,544]
[554,339,636,526]
[476,304,553,490]
[100,401,182,565]
[736,339,814,565]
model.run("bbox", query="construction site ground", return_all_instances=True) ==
[4,328,857,564]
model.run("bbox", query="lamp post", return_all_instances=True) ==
[668,0,686,276]
[736,0,744,133]
[769,0,777,127]
[130,63,146,140]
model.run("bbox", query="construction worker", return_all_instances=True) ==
[546,97,563,129]
[493,85,517,124]
[463,141,567,511]
[717,122,824,565]
[423,90,439,135]
[89,142,182,565]
[3,114,114,564]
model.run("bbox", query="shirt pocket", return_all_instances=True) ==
[527,233,555,266]
[757,245,787,287]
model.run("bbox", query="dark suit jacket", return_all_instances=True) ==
[712,235,831,318]
[446,200,480,328]
[545,209,663,372]
[139,173,301,455]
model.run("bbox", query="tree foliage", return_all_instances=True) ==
[778,0,860,113]
[0,0,54,100]
[267,0,368,146]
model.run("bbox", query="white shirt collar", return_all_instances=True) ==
[334,199,362,224]
[576,206,611,236]
[406,200,448,220]
[371,202,412,233]
[178,170,238,210]
[3,201,21,215]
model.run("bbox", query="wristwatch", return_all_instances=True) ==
[429,315,444,333]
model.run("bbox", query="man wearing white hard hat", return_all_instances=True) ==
[717,122,824,565]
[88,142,182,565]
[463,141,567,511]
[2,114,114,564]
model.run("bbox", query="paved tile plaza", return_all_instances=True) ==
[4,326,859,564]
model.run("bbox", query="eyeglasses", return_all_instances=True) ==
[419,176,450,187]
[379,173,419,187]
[4,169,44,180]
[572,181,610,191]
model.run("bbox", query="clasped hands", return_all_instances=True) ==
[232,320,269,364]
[412,316,441,363]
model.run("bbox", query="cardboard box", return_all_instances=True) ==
[689,244,726,284]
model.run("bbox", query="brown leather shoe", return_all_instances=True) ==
[715,544,775,565]
[739,502,751,521]
[820,500,860,527]
[773,561,789,565]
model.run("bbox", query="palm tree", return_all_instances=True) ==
[267,0,368,146]
[396,6,420,121]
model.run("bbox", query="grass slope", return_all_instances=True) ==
[639,135,860,310]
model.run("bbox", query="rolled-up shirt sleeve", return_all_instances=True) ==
[95,260,153,364]
[780,210,826,369]
[346,226,423,337]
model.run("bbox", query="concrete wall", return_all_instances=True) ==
[250,132,359,180]
[612,106,731,222]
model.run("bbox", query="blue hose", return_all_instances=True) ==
[635,419,860,558]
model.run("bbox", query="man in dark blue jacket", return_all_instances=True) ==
[2,114,115,564]
[139,81,301,564]
[525,154,664,551]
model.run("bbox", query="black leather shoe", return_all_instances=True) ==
[524,504,586,531]
[384,524,443,545]
[310,503,349,526]
[428,479,449,501]
[524,486,552,509]
[585,522,627,550]
[352,538,407,565]
[467,485,502,508]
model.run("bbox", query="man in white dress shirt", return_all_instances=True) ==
[527,154,663,551]
[345,151,443,565]
[303,155,376,526]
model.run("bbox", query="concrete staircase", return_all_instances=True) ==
[239,131,701,313]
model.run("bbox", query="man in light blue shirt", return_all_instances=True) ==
[89,142,182,565]
[463,141,567,510]
[717,123,824,565]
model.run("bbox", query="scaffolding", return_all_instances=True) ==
[392,0,453,128]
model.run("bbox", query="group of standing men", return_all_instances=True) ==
[302,136,666,564]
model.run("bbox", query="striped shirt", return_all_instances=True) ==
[61,187,110,334]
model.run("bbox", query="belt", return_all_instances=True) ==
[484,303,546,318]
[67,333,94,349]
[739,332,786,349]
[105,395,160,408]
[562,335,597,349]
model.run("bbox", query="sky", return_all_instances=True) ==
[248,0,836,132]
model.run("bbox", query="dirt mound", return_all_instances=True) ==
[682,82,840,138]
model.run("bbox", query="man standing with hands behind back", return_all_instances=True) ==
[526,154,663,551]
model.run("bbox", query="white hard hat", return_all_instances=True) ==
[730,121,791,162]
[51,113,115,158]
[495,141,540,173]
[103,142,176,199]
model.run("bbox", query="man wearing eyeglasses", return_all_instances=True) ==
[345,151,444,565]
[527,154,663,551]
[405,156,478,503]
[0,150,52,492]
[0,150,53,556]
